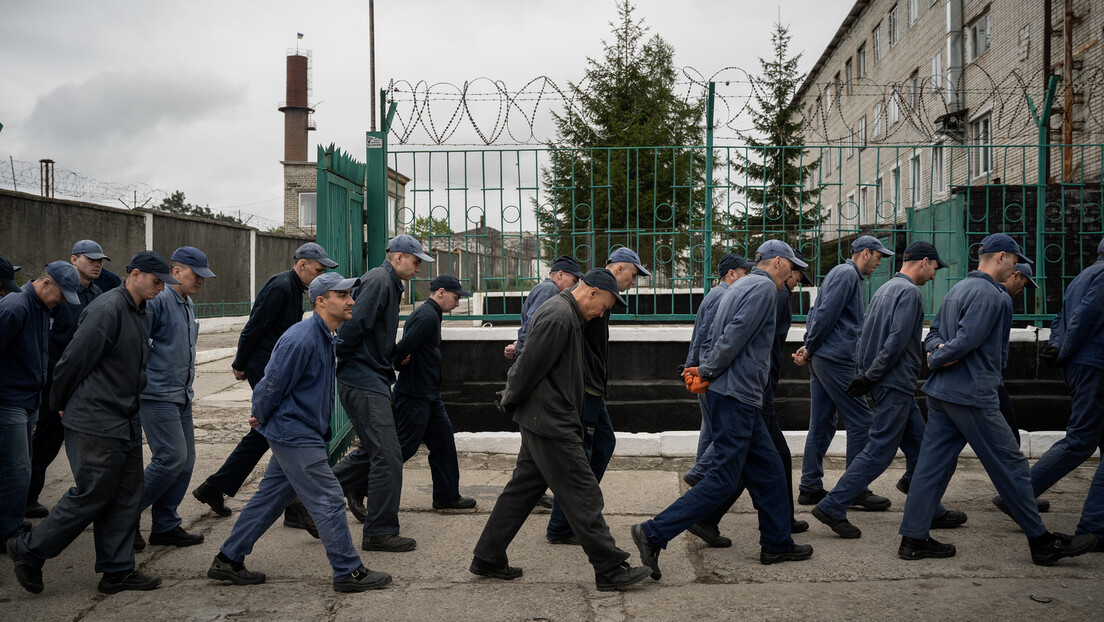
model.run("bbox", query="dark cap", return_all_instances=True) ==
[429,274,471,297]
[386,235,434,262]
[170,246,217,278]
[717,253,754,277]
[607,247,651,277]
[901,241,949,269]
[581,268,627,307]
[978,233,1032,264]
[70,239,110,261]
[125,250,181,285]
[794,249,814,286]
[1013,263,1038,289]
[550,254,584,279]
[308,272,359,301]
[44,260,81,304]
[755,240,808,268]
[0,254,20,293]
[851,235,894,256]
[295,242,339,268]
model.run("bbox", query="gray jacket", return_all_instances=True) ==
[142,286,199,404]
[855,273,924,394]
[501,290,585,441]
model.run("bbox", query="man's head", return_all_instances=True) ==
[169,246,217,297]
[0,254,20,296]
[899,241,948,286]
[125,250,179,302]
[428,274,471,313]
[309,272,359,326]
[783,249,814,291]
[70,239,110,286]
[573,268,627,320]
[850,235,894,276]
[606,247,650,292]
[549,255,583,291]
[755,240,808,289]
[36,261,81,307]
[717,253,754,285]
[977,233,1031,283]
[293,242,338,286]
[386,234,434,281]
[1003,262,1038,299]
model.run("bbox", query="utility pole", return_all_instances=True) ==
[1061,0,1076,181]
[370,0,377,132]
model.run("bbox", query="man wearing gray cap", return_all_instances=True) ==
[332,234,431,552]
[0,253,20,297]
[1,261,80,548]
[26,240,110,518]
[134,247,217,551]
[192,241,335,524]
[793,235,893,511]
[504,254,583,360]
[474,268,651,591]
[8,251,179,594]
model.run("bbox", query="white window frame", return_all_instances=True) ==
[910,152,922,207]
[834,72,842,105]
[873,103,883,138]
[932,144,948,196]
[857,116,867,147]
[931,51,943,92]
[971,114,992,176]
[889,5,899,47]
[857,43,867,78]
[860,186,870,223]
[298,192,317,228]
[872,24,882,62]
[908,0,918,27]
[909,70,920,108]
[890,163,901,217]
[968,12,990,61]
[824,146,833,177]
[889,88,900,125]
[847,129,855,159]
[845,58,853,95]
[846,191,856,222]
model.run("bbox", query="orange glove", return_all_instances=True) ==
[682,367,710,394]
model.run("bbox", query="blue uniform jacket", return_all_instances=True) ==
[856,273,924,394]
[394,298,443,400]
[922,271,1012,406]
[684,282,729,368]
[253,312,337,447]
[698,268,779,408]
[804,259,865,363]
[336,261,403,395]
[1048,261,1104,369]
[515,278,559,358]
[142,286,199,404]
[0,283,51,410]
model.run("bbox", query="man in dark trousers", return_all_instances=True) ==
[898,234,1096,565]
[191,242,335,524]
[7,251,178,595]
[332,234,431,552]
[471,268,651,592]
[1,261,80,547]
[504,255,582,360]
[393,274,475,511]
[26,240,110,518]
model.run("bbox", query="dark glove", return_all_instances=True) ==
[1039,345,1060,367]
[676,364,686,376]
[845,375,872,398]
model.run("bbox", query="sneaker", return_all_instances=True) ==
[1030,532,1098,566]
[682,473,701,488]
[347,490,367,523]
[898,536,956,560]
[895,479,910,495]
[791,518,810,534]
[631,523,662,580]
[334,565,392,592]
[432,496,477,511]
[849,490,891,511]
[207,556,266,585]
[930,510,968,529]
[24,501,48,519]
[192,482,232,517]
[98,570,162,594]
[149,525,205,547]
[546,534,580,545]
[283,499,319,539]
[7,538,44,594]
[133,529,146,551]
[595,562,651,592]
[469,556,523,580]
[797,489,827,506]
[812,506,861,539]
[363,534,417,552]
[760,543,814,565]
[687,523,732,548]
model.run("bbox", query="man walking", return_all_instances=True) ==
[504,255,583,359]
[8,251,178,594]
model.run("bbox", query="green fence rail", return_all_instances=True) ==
[194,301,252,318]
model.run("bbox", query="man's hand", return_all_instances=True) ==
[792,346,811,367]
[503,342,517,360]
[845,375,872,398]
[682,367,710,394]
[1040,345,1060,367]
[927,343,958,369]
[494,389,515,414]
[248,416,259,429]
[400,354,412,366]
[232,367,247,381]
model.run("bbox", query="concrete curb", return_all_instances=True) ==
[196,347,236,365]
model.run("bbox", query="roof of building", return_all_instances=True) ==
[793,1,870,104]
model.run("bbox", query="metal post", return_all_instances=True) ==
[1026,75,1059,318]
[703,82,715,295]
[365,99,397,268]
[369,0,376,132]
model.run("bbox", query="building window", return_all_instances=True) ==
[861,186,870,223]
[872,103,883,138]
[846,191,856,221]
[932,145,947,194]
[857,43,867,78]
[857,116,867,147]
[908,0,919,26]
[847,129,855,159]
[971,114,992,176]
[845,59,853,95]
[910,152,922,206]
[889,88,900,125]
[834,72,842,105]
[872,24,882,62]
[826,81,834,114]
[837,139,843,173]
[890,165,901,215]
[909,70,920,108]
[889,5,899,47]
[298,192,317,228]
[931,51,943,92]
[968,12,990,61]
[824,147,833,177]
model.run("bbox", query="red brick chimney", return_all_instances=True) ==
[279,52,315,162]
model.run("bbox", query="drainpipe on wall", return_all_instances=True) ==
[946,0,964,116]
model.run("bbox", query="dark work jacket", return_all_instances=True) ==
[803,259,865,364]
[582,309,610,396]
[0,283,52,410]
[767,285,794,400]
[502,290,585,441]
[232,269,307,374]
[856,273,924,394]
[337,261,403,395]
[394,298,443,400]
[1049,261,1104,369]
[48,281,101,370]
[52,286,150,440]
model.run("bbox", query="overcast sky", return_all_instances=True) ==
[0,0,855,225]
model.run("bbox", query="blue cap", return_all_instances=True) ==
[429,274,471,297]
[978,233,1032,264]
[607,247,650,277]
[851,235,894,256]
[71,239,110,261]
[901,241,948,269]
[550,254,584,279]
[717,253,754,277]
[170,246,217,278]
[295,242,339,268]
[794,249,814,285]
[386,234,434,262]
[308,272,360,302]
[0,254,20,293]
[125,250,181,285]
[581,268,628,307]
[1014,263,1038,289]
[755,240,808,268]
[44,260,81,304]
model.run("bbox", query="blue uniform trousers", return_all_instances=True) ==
[800,356,873,493]
[138,399,196,533]
[1076,457,1104,537]
[0,405,35,539]
[1030,363,1104,496]
[685,394,714,482]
